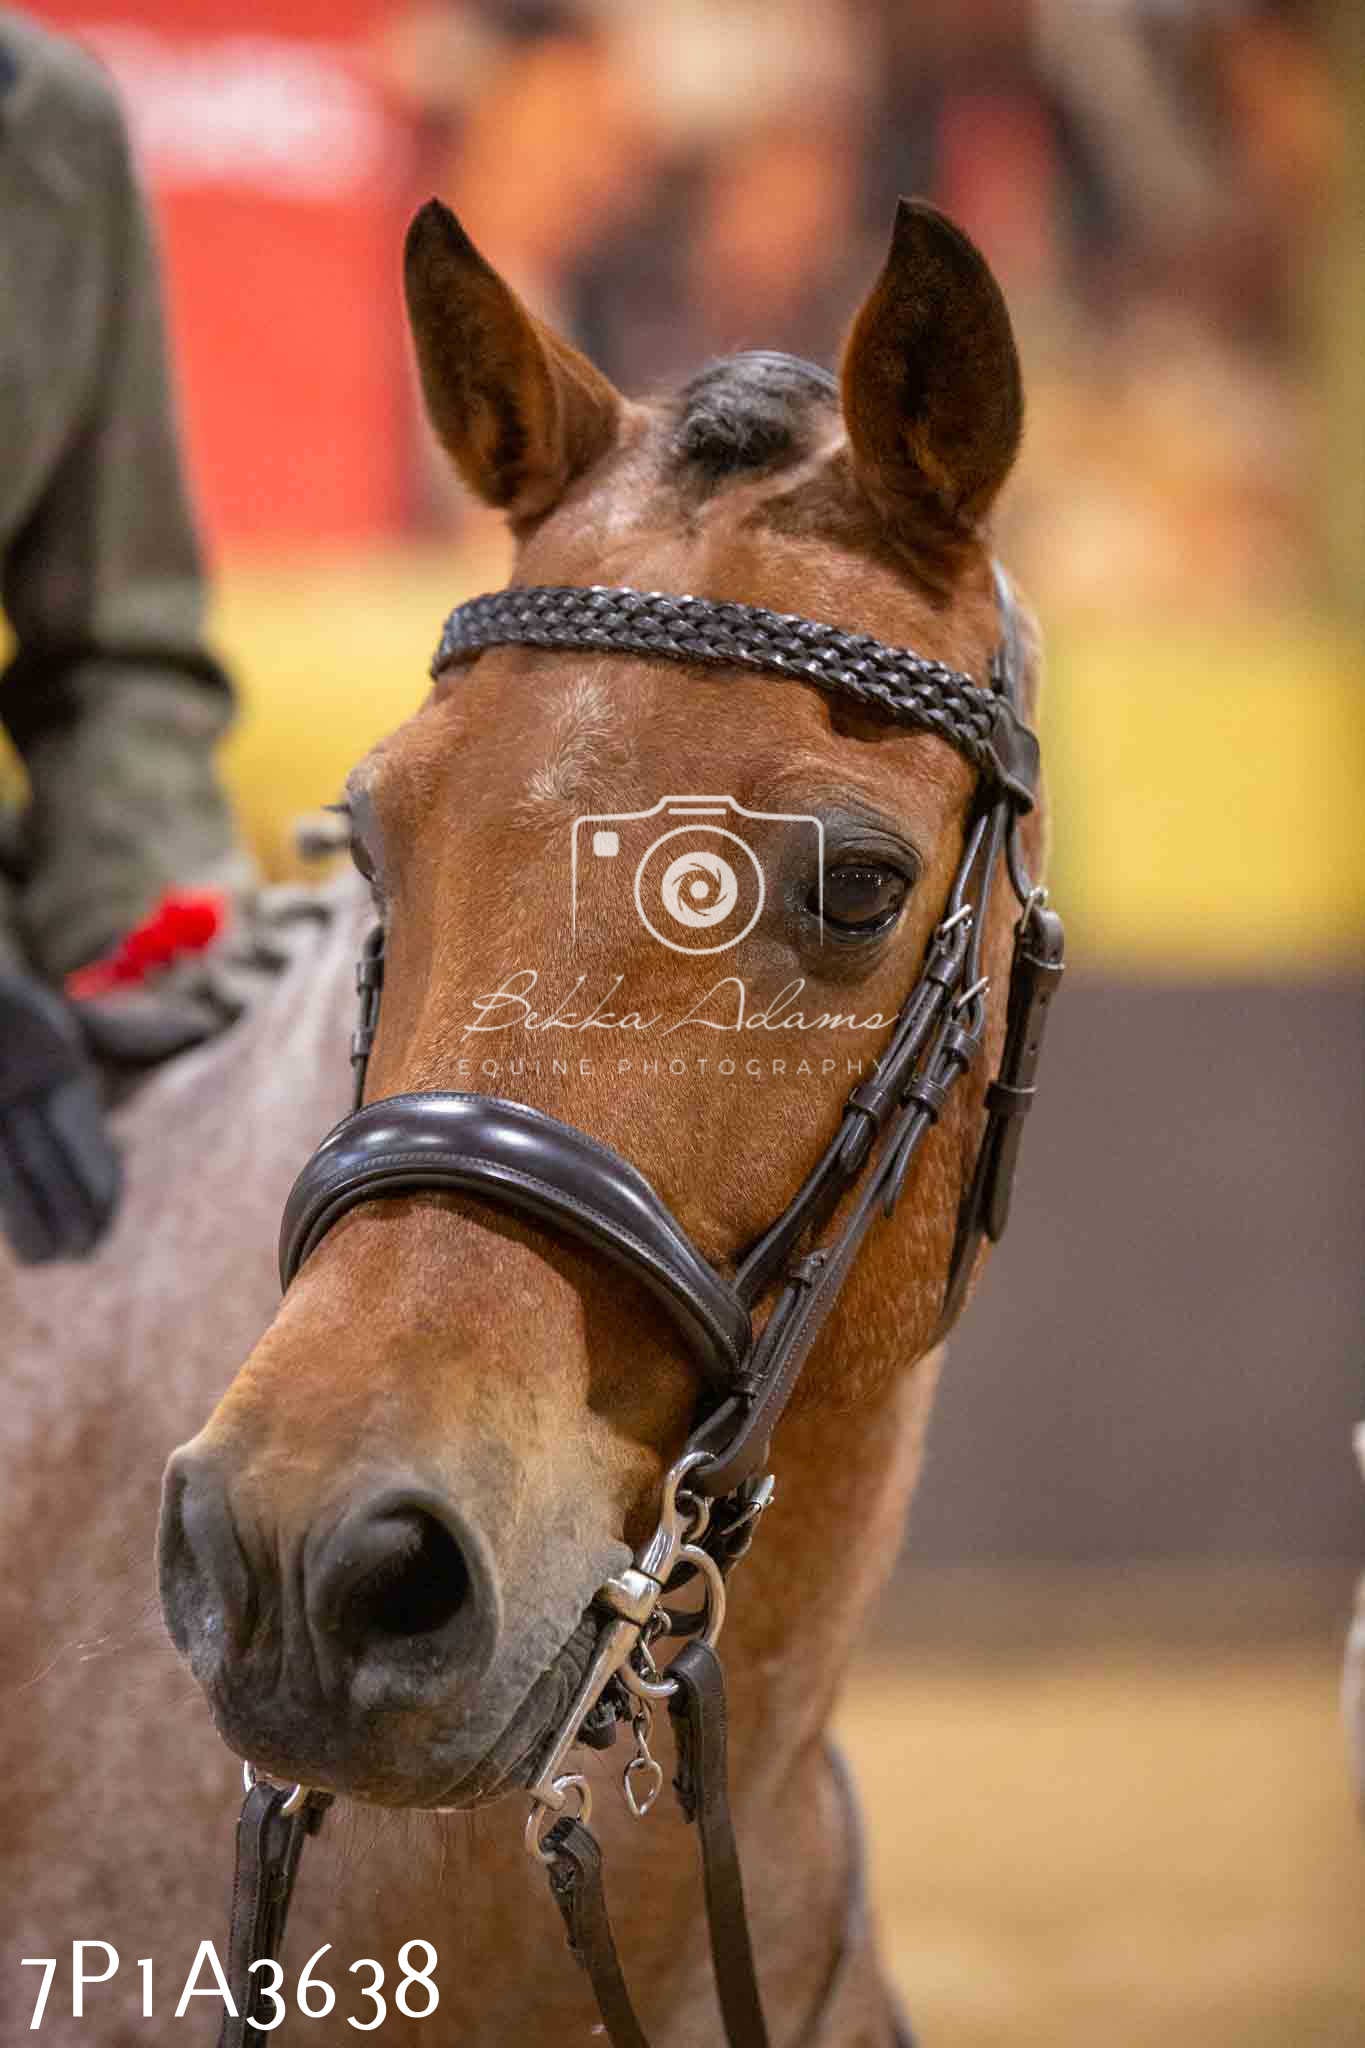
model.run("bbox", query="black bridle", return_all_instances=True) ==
[217,573,1064,2048]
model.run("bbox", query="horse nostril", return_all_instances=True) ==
[345,1508,470,1641]
[310,1490,495,1678]
[158,1454,253,1660]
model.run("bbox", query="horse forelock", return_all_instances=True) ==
[666,350,839,490]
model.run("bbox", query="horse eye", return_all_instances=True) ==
[812,861,910,934]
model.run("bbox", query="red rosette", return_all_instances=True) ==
[65,889,228,999]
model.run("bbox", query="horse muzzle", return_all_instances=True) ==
[158,1453,505,1792]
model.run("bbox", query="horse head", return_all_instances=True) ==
[159,198,1046,1815]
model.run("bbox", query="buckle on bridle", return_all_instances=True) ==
[935,904,974,943]
[952,974,991,1017]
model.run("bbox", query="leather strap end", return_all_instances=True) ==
[545,1819,652,2048]
[981,696,1039,812]
[979,904,1064,1242]
[667,1642,771,2048]
[219,1787,331,2048]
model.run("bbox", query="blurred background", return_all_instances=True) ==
[19,0,1365,2038]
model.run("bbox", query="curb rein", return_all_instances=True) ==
[217,574,1064,2048]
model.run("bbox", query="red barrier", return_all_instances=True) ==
[33,0,410,550]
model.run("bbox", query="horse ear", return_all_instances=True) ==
[841,199,1023,540]
[403,199,623,521]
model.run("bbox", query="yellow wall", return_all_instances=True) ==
[1041,616,1365,975]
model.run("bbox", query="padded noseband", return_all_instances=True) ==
[279,1091,752,1386]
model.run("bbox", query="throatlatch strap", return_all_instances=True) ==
[669,1640,771,2048]
[545,1818,653,2048]
[219,1785,331,2048]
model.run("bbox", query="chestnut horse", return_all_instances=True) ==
[3,200,1048,2046]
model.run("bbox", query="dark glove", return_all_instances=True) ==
[0,965,121,1262]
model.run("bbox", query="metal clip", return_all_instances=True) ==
[619,1545,727,1703]
[521,1448,721,1858]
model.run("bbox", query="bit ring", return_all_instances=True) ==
[525,1774,593,1864]
[242,1763,308,1816]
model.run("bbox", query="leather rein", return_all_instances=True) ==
[215,572,1064,2048]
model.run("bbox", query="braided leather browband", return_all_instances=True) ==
[432,585,1039,811]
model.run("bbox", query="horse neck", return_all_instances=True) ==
[720,1353,940,1774]
[582,1355,940,2042]
[578,1357,936,2041]
[578,1358,937,2042]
